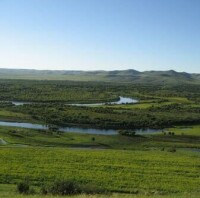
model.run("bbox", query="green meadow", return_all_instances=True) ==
[0,147,199,194]
[0,79,199,197]
[0,125,200,197]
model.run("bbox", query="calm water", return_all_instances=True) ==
[110,96,138,105]
[12,101,31,106]
[0,121,161,135]
[66,96,138,106]
[11,96,138,106]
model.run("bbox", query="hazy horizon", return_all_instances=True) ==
[0,67,199,74]
[0,0,200,73]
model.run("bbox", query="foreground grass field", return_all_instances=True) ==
[0,125,199,197]
[0,127,199,198]
[0,147,199,194]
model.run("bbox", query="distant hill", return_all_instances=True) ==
[0,68,199,84]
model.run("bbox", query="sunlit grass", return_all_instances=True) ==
[168,125,200,136]
[0,147,199,194]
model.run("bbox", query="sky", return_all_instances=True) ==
[0,0,199,72]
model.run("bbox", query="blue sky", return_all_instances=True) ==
[0,0,199,72]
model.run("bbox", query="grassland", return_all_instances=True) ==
[0,125,199,197]
[0,79,199,130]
[0,78,199,197]
[168,125,200,136]
[0,147,199,194]
[0,126,199,150]
[0,110,33,122]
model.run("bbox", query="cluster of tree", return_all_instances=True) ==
[118,130,136,137]
[6,102,200,129]
[0,79,199,103]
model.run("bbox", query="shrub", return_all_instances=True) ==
[41,185,48,195]
[118,130,136,137]
[17,181,30,194]
[80,183,107,194]
[47,180,81,195]
[161,147,165,151]
[41,180,107,195]
[167,147,176,152]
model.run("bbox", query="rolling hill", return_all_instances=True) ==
[0,68,199,84]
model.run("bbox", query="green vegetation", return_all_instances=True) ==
[0,125,199,197]
[1,184,199,198]
[6,101,199,129]
[0,110,33,122]
[0,73,199,197]
[0,79,119,103]
[0,147,199,194]
[0,79,199,129]
[0,126,199,150]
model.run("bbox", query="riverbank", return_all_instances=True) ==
[0,120,162,135]
[0,125,199,150]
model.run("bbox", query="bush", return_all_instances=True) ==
[41,180,107,195]
[118,130,136,137]
[167,147,176,152]
[80,183,106,194]
[17,181,30,194]
[161,147,165,151]
[40,185,48,195]
[46,180,81,195]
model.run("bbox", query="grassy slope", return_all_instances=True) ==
[0,148,199,194]
[0,126,199,197]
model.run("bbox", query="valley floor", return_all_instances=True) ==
[0,126,199,198]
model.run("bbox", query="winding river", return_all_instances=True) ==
[0,96,161,135]
[68,96,138,106]
[0,121,161,135]
[11,96,138,106]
